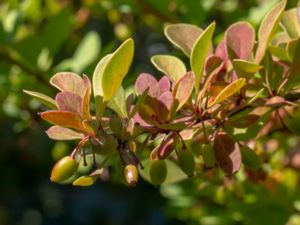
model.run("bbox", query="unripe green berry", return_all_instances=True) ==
[178,149,195,177]
[150,159,167,185]
[50,156,78,184]
[124,164,139,187]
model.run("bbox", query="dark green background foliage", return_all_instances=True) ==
[1,0,300,225]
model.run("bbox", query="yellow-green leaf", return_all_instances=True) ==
[164,23,203,56]
[102,38,134,103]
[93,54,112,119]
[107,86,128,118]
[255,0,287,63]
[209,78,246,107]
[232,59,263,79]
[191,22,216,93]
[151,55,187,82]
[72,175,97,186]
[23,90,57,109]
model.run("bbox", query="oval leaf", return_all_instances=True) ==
[102,38,134,103]
[151,55,187,82]
[107,86,128,118]
[46,126,84,140]
[164,23,203,56]
[191,22,216,92]
[240,146,261,171]
[214,131,241,174]
[209,78,246,107]
[255,0,287,63]
[23,90,57,109]
[225,21,255,60]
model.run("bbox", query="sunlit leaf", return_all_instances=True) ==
[281,8,300,39]
[93,54,112,119]
[151,55,187,82]
[107,86,128,118]
[164,23,203,56]
[46,126,84,140]
[81,75,91,120]
[23,90,57,109]
[191,22,216,92]
[40,111,85,131]
[214,131,241,174]
[158,76,171,93]
[72,175,97,186]
[102,38,134,103]
[209,78,246,107]
[173,72,195,111]
[255,0,287,63]
[135,73,160,97]
[50,72,86,97]
[55,92,82,116]
[232,59,263,79]
[225,21,255,60]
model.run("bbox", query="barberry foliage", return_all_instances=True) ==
[25,0,300,187]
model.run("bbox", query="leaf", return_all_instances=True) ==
[151,55,187,82]
[81,75,91,120]
[102,38,134,103]
[255,0,287,63]
[157,91,174,120]
[40,111,85,131]
[72,175,97,186]
[227,114,260,128]
[191,22,216,93]
[225,21,255,60]
[92,54,112,119]
[135,73,160,97]
[107,86,128,118]
[139,159,187,185]
[281,8,300,39]
[46,126,84,140]
[173,71,195,111]
[158,76,171,93]
[72,31,101,73]
[23,90,57,109]
[129,88,149,118]
[55,92,83,117]
[232,59,263,79]
[50,72,86,97]
[285,38,300,91]
[240,146,261,171]
[214,131,241,174]
[209,78,246,107]
[164,23,203,56]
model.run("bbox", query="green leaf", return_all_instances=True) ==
[281,8,300,39]
[209,78,246,107]
[46,126,84,140]
[255,0,287,63]
[151,55,187,82]
[232,59,263,79]
[190,22,216,93]
[92,54,112,119]
[227,114,260,128]
[240,146,261,171]
[23,90,57,109]
[285,37,300,91]
[72,31,101,73]
[269,45,289,61]
[102,38,134,103]
[107,86,128,118]
[129,88,149,118]
[164,23,203,56]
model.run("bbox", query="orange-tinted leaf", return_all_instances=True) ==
[82,75,91,120]
[41,111,85,131]
[227,114,260,128]
[214,131,241,174]
[173,71,195,111]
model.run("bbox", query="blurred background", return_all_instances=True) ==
[1,0,300,225]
